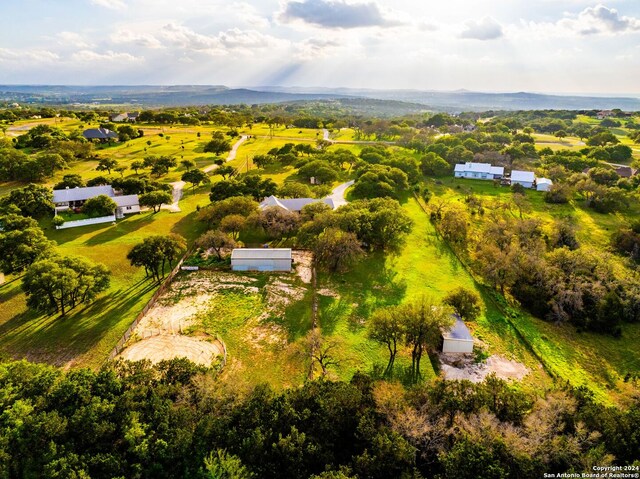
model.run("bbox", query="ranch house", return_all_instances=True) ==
[82,127,118,142]
[52,185,140,217]
[454,162,504,180]
[231,248,293,272]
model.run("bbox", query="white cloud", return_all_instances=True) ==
[159,24,289,56]
[459,17,504,40]
[70,50,140,62]
[56,31,94,49]
[110,30,164,49]
[279,0,400,29]
[0,48,60,63]
[90,0,127,10]
[295,37,343,60]
[559,4,640,35]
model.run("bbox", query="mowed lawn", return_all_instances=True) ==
[0,190,210,369]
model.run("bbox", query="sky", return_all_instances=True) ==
[0,0,639,94]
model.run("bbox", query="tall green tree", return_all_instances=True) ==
[22,255,110,316]
[0,214,55,273]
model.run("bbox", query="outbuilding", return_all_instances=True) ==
[442,316,474,354]
[231,248,293,272]
[536,178,553,192]
[510,170,536,188]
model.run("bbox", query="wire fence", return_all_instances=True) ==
[107,248,194,362]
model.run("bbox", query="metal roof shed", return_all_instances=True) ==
[231,248,293,272]
[442,316,474,354]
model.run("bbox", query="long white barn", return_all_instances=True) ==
[231,248,293,272]
[454,162,504,180]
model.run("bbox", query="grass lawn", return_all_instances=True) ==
[317,197,551,387]
[0,190,210,369]
[427,177,640,404]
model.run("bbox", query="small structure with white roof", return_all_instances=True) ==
[536,178,553,192]
[442,316,474,354]
[454,162,504,180]
[510,170,536,189]
[231,248,293,272]
[260,195,335,213]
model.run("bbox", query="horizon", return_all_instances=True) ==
[1,83,640,99]
[1,1,639,94]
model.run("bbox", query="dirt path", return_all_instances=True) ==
[162,135,248,213]
[203,135,247,172]
[326,180,354,208]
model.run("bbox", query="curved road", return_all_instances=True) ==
[326,180,354,208]
[163,135,248,212]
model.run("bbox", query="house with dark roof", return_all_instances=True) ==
[82,127,118,142]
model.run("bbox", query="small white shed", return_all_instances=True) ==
[536,178,553,192]
[231,248,292,272]
[442,316,474,354]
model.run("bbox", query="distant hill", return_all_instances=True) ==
[254,86,640,112]
[1,84,639,112]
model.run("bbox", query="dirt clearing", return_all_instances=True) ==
[119,335,224,366]
[440,354,529,382]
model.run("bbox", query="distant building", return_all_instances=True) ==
[110,112,139,122]
[442,316,474,354]
[510,170,536,189]
[110,113,129,122]
[536,178,553,192]
[597,110,614,120]
[454,162,504,180]
[259,195,335,213]
[231,248,293,272]
[83,127,118,142]
[615,166,636,178]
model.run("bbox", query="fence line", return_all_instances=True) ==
[56,215,116,229]
[107,247,194,362]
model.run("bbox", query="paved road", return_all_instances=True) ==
[326,180,354,208]
[163,135,248,212]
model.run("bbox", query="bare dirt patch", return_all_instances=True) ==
[440,354,529,382]
[293,250,313,283]
[120,335,224,366]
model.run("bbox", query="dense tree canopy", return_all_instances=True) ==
[22,255,110,316]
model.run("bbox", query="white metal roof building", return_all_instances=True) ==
[536,178,553,191]
[442,316,474,354]
[53,186,115,205]
[231,248,293,272]
[454,163,504,180]
[510,170,536,188]
[259,195,335,212]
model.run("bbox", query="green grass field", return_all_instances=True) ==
[427,177,640,404]
[0,190,209,368]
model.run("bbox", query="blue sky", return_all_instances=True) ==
[0,0,639,94]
